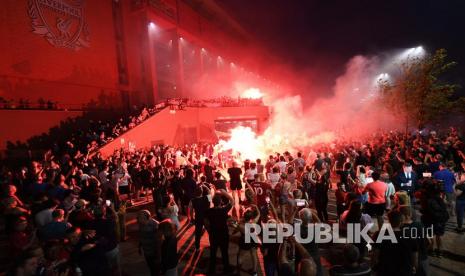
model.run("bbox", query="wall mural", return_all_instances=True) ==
[27,0,90,50]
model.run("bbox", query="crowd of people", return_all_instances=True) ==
[1,125,464,275]
[168,96,264,108]
[0,98,59,110]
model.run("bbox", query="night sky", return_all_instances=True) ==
[218,0,465,98]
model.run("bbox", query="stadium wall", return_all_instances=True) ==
[98,106,269,157]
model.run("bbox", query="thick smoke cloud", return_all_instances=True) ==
[202,52,404,159]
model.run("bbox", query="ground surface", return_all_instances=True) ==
[120,185,465,276]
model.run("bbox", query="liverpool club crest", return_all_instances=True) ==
[28,0,90,50]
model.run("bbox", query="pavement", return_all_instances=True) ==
[119,188,465,276]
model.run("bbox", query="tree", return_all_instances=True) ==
[379,48,464,131]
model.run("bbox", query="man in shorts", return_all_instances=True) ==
[363,171,387,229]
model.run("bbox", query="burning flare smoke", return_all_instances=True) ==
[214,50,411,160]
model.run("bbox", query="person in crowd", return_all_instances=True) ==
[160,194,180,230]
[234,205,260,276]
[329,244,371,276]
[169,170,183,207]
[381,172,396,211]
[115,167,132,203]
[256,159,265,180]
[203,159,215,184]
[265,155,276,176]
[9,216,37,258]
[34,199,58,228]
[66,226,109,275]
[276,156,288,174]
[363,171,387,229]
[89,205,120,276]
[267,166,281,190]
[0,116,463,276]
[399,206,429,276]
[433,162,457,216]
[372,210,418,276]
[159,219,178,276]
[294,152,306,170]
[314,165,330,223]
[98,165,111,191]
[278,236,317,276]
[205,189,234,274]
[277,173,292,222]
[244,162,258,184]
[419,179,449,256]
[454,173,465,232]
[11,250,40,276]
[137,210,161,276]
[338,200,372,259]
[395,163,417,202]
[297,208,322,275]
[137,163,154,202]
[335,184,348,220]
[260,218,280,276]
[338,162,356,192]
[39,209,71,241]
[181,168,197,222]
[212,171,227,191]
[227,161,243,205]
[247,175,272,221]
[189,184,211,250]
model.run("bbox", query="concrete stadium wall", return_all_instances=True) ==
[98,106,269,157]
[0,109,82,149]
[0,0,120,106]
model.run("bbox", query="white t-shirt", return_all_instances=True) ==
[244,168,257,180]
[267,173,280,189]
[35,208,54,227]
[276,161,287,173]
[98,171,109,185]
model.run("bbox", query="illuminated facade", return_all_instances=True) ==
[0,0,251,109]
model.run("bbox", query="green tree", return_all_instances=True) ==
[379,48,464,131]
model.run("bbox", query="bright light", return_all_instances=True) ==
[148,22,156,29]
[241,88,264,99]
[377,73,389,80]
[215,126,337,161]
[216,127,262,160]
[396,46,425,62]
[374,73,390,85]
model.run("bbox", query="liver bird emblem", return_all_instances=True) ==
[57,17,73,39]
